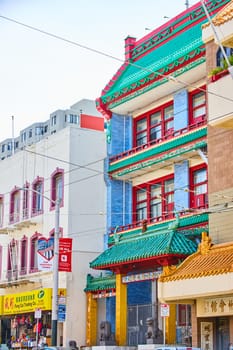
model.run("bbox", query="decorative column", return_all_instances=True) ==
[86,292,97,346]
[165,304,176,344]
[115,273,127,345]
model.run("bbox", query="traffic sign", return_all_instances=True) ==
[34,308,42,319]
[161,303,170,317]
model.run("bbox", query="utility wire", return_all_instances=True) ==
[1,14,233,104]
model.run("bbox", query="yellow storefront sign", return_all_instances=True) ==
[2,288,52,315]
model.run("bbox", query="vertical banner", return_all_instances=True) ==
[59,238,72,272]
[37,237,54,271]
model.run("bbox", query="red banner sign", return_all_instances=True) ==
[59,238,72,272]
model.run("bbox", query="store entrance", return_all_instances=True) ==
[1,318,11,344]
[216,317,229,350]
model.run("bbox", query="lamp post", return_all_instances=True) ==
[20,187,60,346]
[51,198,60,346]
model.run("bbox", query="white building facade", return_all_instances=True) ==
[0,99,106,348]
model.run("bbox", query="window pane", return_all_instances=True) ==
[151,201,162,218]
[195,184,207,195]
[194,106,206,119]
[137,131,147,146]
[137,189,147,202]
[56,175,63,201]
[150,125,161,140]
[164,105,173,120]
[194,169,207,184]
[193,92,205,108]
[151,183,161,197]
[136,119,146,132]
[150,112,161,125]
[165,179,174,193]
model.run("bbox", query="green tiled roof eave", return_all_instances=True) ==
[84,275,116,292]
[90,231,197,269]
[111,140,207,178]
[103,26,202,99]
[109,127,207,173]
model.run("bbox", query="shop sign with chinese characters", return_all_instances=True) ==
[197,295,233,317]
[2,288,52,315]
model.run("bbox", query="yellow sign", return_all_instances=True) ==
[2,288,52,315]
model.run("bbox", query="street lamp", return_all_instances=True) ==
[19,187,60,346]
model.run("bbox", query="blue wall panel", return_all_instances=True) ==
[174,160,190,211]
[174,89,188,131]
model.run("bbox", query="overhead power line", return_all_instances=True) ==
[1,14,233,104]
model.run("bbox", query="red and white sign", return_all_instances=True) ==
[59,238,72,272]
[161,303,170,317]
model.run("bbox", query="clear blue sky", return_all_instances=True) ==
[0,0,196,141]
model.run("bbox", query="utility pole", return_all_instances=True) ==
[51,198,60,346]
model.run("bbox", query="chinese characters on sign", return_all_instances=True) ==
[204,296,233,315]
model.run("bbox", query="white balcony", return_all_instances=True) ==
[208,72,233,128]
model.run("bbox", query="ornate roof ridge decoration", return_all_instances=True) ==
[96,0,230,114]
[131,0,231,60]
[159,232,233,282]
[202,0,233,28]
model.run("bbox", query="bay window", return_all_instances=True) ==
[191,165,208,209]
[134,102,174,147]
[134,176,174,223]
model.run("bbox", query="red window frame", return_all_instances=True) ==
[22,182,30,219]
[0,195,4,227]
[31,177,44,216]
[189,86,206,125]
[190,164,208,209]
[9,187,20,224]
[133,175,174,223]
[50,168,64,210]
[30,231,41,273]
[20,235,28,275]
[7,239,18,280]
[134,101,174,147]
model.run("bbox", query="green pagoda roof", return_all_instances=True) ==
[90,230,198,272]
[97,0,230,111]
[84,273,116,292]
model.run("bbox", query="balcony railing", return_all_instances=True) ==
[108,203,208,236]
[109,117,207,163]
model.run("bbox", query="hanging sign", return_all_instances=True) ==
[59,238,72,272]
[37,237,54,271]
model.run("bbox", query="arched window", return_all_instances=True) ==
[50,168,64,210]
[32,177,44,216]
[0,195,4,227]
[9,187,20,224]
[22,183,30,219]
[7,239,18,281]
[30,232,41,273]
[20,235,28,275]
